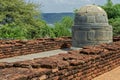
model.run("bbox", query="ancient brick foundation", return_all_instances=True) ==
[0,36,119,59]
[0,37,71,59]
[0,41,120,80]
[113,36,120,42]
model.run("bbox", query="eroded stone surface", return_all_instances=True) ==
[72,5,113,47]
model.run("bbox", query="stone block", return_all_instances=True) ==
[87,16,95,23]
[72,5,113,47]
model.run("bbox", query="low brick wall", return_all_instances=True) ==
[113,36,120,42]
[0,41,120,80]
[0,37,71,59]
[0,36,120,59]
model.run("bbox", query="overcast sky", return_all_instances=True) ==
[27,0,120,13]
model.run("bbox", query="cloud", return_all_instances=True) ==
[39,0,93,12]
[55,0,65,3]
[48,0,91,5]
[27,0,120,13]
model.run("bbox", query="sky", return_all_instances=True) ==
[27,0,120,13]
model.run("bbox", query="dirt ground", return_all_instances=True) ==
[93,66,120,80]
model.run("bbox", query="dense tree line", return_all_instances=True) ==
[0,0,119,40]
[0,0,48,39]
[0,0,73,39]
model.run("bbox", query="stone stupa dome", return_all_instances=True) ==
[74,5,108,25]
[72,5,113,48]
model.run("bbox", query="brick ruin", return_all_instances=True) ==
[0,37,71,59]
[0,4,120,80]
[0,36,119,59]
[0,36,120,80]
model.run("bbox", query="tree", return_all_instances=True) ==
[61,16,73,28]
[113,4,120,18]
[102,0,120,36]
[109,18,120,36]
[102,0,120,19]
[0,0,46,39]
[0,0,40,25]
[53,16,73,37]
[105,0,113,7]
[102,0,114,19]
[0,23,27,39]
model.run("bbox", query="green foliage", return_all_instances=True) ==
[53,23,71,37]
[0,0,48,39]
[0,0,74,39]
[52,16,73,37]
[105,0,113,7]
[0,0,40,25]
[109,18,120,36]
[38,25,55,38]
[112,4,120,18]
[61,16,73,28]
[102,0,120,19]
[102,0,120,36]
[0,23,27,39]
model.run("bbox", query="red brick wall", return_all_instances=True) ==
[0,36,120,59]
[0,37,71,59]
[0,41,120,80]
[113,36,120,42]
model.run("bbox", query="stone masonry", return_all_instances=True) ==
[72,5,113,47]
